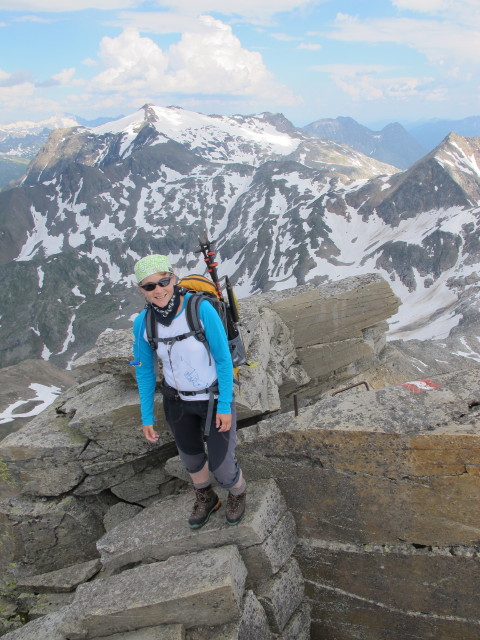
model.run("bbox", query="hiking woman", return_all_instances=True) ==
[132,254,246,528]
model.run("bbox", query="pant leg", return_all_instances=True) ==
[205,401,241,489]
[163,397,241,488]
[163,397,207,474]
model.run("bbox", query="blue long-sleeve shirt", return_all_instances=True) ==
[132,293,233,426]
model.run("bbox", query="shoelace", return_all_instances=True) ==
[227,492,245,509]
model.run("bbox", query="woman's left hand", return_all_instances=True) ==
[216,413,232,432]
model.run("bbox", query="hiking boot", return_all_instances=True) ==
[188,485,221,529]
[226,490,246,526]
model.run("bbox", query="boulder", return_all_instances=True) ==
[0,406,87,497]
[97,479,289,574]
[186,590,272,640]
[0,493,108,575]
[73,546,247,637]
[255,558,304,633]
[16,559,101,593]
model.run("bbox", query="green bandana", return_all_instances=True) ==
[134,255,173,283]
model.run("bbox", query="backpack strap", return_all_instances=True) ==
[145,305,157,350]
[145,302,198,350]
[184,293,213,365]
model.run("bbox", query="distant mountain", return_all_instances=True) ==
[406,116,480,150]
[0,156,30,191]
[301,116,426,169]
[70,114,125,128]
[0,114,123,191]
[0,104,478,371]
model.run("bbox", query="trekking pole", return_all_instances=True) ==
[197,235,224,301]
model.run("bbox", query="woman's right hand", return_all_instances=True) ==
[143,425,159,442]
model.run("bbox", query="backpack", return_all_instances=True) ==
[144,274,248,369]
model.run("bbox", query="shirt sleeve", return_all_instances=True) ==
[132,311,157,426]
[199,299,234,414]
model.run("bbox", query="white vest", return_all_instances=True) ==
[148,308,217,402]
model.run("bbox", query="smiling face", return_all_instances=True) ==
[139,271,176,308]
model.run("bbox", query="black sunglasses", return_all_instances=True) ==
[139,276,172,291]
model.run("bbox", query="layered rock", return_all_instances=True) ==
[2,480,308,639]
[9,273,479,639]
[235,368,480,639]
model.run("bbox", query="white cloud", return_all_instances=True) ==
[329,13,480,70]
[113,11,206,34]
[14,14,53,22]
[0,0,137,10]
[271,32,301,42]
[0,81,62,119]
[391,0,480,26]
[0,0,316,21]
[313,63,444,102]
[149,0,314,23]
[297,42,321,50]
[90,17,299,104]
[51,67,76,84]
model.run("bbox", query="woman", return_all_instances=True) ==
[132,254,246,528]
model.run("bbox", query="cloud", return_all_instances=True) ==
[146,0,315,24]
[90,17,299,104]
[0,0,316,21]
[0,69,33,87]
[14,14,53,22]
[328,13,480,71]
[271,32,300,41]
[36,67,79,88]
[0,0,137,10]
[113,11,205,35]
[297,42,321,50]
[313,63,444,102]
[391,0,480,26]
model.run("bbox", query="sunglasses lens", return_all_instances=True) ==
[141,276,171,291]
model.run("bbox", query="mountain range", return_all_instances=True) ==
[1,112,480,191]
[302,116,427,169]
[0,104,479,371]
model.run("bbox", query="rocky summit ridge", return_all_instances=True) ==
[0,275,479,640]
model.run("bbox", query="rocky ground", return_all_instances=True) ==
[0,274,478,639]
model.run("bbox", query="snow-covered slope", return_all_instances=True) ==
[0,105,478,368]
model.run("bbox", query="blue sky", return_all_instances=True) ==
[0,0,478,127]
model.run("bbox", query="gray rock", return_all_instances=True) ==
[71,328,135,384]
[164,455,190,482]
[274,602,311,640]
[17,559,101,593]
[270,274,400,348]
[242,512,297,587]
[73,546,247,637]
[103,503,143,532]
[62,375,171,456]
[0,494,106,575]
[0,405,87,497]
[17,591,75,619]
[95,626,185,640]
[0,606,85,640]
[256,558,304,633]
[110,463,172,503]
[186,590,271,640]
[97,480,286,574]
[237,368,480,546]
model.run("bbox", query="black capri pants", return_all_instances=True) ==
[163,396,241,489]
